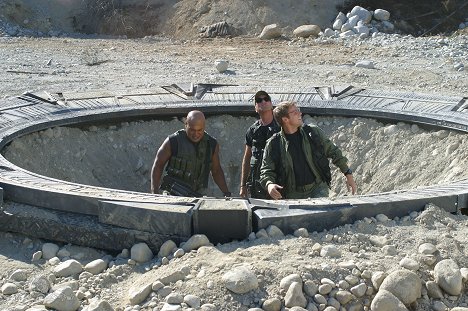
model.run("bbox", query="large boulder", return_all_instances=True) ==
[371,289,408,311]
[130,243,153,263]
[374,9,391,21]
[284,281,307,308]
[259,24,282,39]
[222,266,258,294]
[293,25,321,38]
[53,259,83,277]
[379,270,421,305]
[434,259,463,296]
[182,234,211,252]
[44,287,80,311]
[158,240,177,258]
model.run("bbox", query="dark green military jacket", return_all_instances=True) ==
[259,124,349,199]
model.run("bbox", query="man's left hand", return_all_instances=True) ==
[346,175,357,195]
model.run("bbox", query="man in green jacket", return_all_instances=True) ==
[260,101,357,200]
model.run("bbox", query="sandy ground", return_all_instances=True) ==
[0,18,468,311]
[1,34,467,99]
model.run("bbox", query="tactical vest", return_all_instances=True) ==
[165,130,216,192]
[270,125,332,188]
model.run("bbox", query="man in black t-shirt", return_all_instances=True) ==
[239,91,280,199]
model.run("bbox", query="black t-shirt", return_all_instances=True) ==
[284,130,316,186]
[245,119,280,157]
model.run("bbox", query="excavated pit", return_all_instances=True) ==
[0,85,467,250]
[3,113,468,198]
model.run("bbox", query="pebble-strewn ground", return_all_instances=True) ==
[0,204,467,311]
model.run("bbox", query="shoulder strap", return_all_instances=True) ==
[169,134,178,156]
[201,135,217,187]
[253,119,262,130]
[208,135,217,156]
[204,135,217,169]
[170,131,215,158]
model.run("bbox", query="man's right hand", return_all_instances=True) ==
[267,183,283,200]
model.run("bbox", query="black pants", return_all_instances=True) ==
[248,180,269,199]
[248,164,270,199]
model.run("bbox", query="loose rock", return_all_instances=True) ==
[44,286,80,311]
[259,24,282,39]
[130,242,153,263]
[379,269,421,305]
[182,234,211,252]
[434,259,463,296]
[222,265,259,294]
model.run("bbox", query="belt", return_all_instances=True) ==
[296,183,317,192]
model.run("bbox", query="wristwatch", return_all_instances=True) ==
[344,168,353,176]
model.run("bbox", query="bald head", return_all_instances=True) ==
[185,110,206,143]
[186,110,205,125]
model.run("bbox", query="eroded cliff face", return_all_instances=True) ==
[1,0,467,38]
[0,0,82,33]
[0,0,344,38]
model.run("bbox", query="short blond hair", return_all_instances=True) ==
[273,101,297,126]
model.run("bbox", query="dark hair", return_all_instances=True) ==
[254,90,271,104]
[273,101,296,126]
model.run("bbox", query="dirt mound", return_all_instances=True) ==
[1,0,466,38]
[0,0,341,38]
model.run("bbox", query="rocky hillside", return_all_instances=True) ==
[0,0,467,38]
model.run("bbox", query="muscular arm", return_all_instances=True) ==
[210,143,230,194]
[239,145,252,197]
[150,138,172,194]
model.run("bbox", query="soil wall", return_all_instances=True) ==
[0,0,344,38]
[1,0,466,37]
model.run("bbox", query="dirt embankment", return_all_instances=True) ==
[1,0,467,38]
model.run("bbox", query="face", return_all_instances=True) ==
[285,105,302,127]
[185,119,205,143]
[255,96,273,113]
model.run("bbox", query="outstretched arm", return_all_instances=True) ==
[345,174,357,195]
[150,137,172,194]
[239,145,252,198]
[312,126,358,195]
[266,183,284,200]
[211,143,230,195]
